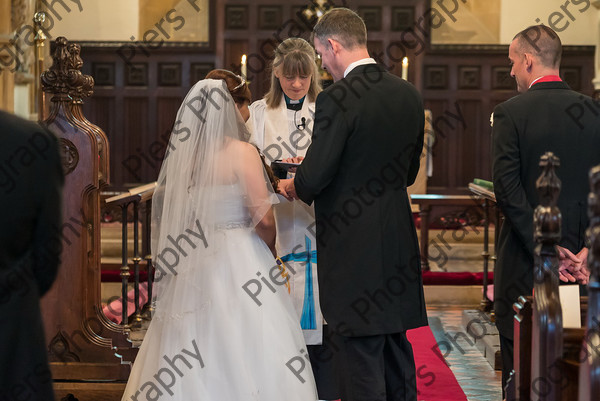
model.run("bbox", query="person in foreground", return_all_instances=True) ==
[0,110,63,401]
[278,8,427,401]
[122,75,317,400]
[491,25,600,394]
[247,37,339,400]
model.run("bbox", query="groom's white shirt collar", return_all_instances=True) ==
[343,58,377,78]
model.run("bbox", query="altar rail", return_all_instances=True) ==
[410,193,500,311]
[105,183,156,329]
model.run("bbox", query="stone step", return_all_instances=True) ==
[418,226,496,245]
[101,223,143,258]
[424,285,483,305]
[461,309,502,370]
[101,238,143,258]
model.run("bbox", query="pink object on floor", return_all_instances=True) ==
[102,282,149,324]
[486,284,494,302]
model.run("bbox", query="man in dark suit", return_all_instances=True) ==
[492,25,600,393]
[0,110,63,400]
[278,8,427,401]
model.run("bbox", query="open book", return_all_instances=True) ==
[468,179,495,202]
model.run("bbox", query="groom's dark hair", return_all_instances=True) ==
[312,8,367,50]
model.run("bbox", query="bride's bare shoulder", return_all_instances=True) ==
[226,139,259,159]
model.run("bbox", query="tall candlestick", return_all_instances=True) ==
[241,54,247,80]
[402,57,408,81]
[34,12,47,120]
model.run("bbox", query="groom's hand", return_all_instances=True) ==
[278,178,298,201]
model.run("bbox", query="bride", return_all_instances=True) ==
[122,77,318,400]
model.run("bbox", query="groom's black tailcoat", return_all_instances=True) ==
[492,81,600,340]
[492,81,600,388]
[295,64,427,336]
[0,110,63,401]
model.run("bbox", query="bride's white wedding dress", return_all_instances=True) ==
[122,79,317,400]
[123,185,316,400]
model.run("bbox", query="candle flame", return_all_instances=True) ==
[402,57,408,66]
[241,54,247,64]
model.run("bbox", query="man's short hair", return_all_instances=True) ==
[513,25,562,68]
[312,8,367,50]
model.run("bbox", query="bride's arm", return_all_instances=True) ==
[256,210,276,258]
[237,142,277,256]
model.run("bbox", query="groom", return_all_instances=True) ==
[278,8,427,401]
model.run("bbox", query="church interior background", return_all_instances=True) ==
[1,0,599,399]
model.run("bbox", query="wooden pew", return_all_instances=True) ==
[530,152,563,401]
[578,165,600,401]
[509,297,589,401]
[40,37,135,400]
[505,156,599,401]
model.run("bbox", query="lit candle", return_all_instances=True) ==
[241,54,247,80]
[402,57,408,81]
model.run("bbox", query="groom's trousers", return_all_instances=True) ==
[331,331,417,401]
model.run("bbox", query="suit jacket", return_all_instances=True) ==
[492,81,600,339]
[295,64,428,336]
[0,110,63,400]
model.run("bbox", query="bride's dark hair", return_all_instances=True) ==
[205,69,251,105]
[204,69,279,192]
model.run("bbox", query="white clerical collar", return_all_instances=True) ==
[344,58,377,78]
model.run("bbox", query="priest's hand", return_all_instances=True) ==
[278,178,297,201]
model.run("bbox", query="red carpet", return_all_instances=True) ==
[408,326,467,401]
[422,271,493,286]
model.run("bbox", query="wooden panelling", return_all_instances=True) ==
[156,97,183,136]
[391,6,414,31]
[84,96,117,182]
[74,1,595,195]
[258,5,283,30]
[158,63,182,86]
[219,0,426,99]
[225,5,249,29]
[456,100,484,188]
[124,97,149,183]
[81,45,215,188]
[255,39,277,96]
[422,45,594,194]
[367,40,384,62]
[224,39,248,78]
[358,6,382,31]
[425,99,451,192]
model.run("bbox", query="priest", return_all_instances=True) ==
[247,37,339,400]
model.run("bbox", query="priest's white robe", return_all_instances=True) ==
[247,96,323,345]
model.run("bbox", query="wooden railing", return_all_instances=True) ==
[105,183,156,330]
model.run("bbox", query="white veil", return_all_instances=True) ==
[151,79,277,303]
